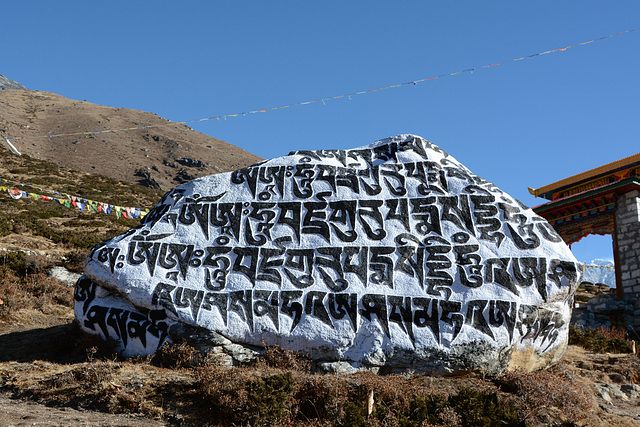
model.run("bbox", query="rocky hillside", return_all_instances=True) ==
[0,89,262,190]
[0,74,26,91]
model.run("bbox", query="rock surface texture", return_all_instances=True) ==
[75,135,580,375]
[0,74,26,90]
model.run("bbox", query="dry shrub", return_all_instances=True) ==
[569,325,634,353]
[259,340,312,372]
[191,356,536,426]
[193,364,253,424]
[294,373,352,422]
[596,325,628,341]
[497,366,593,425]
[152,341,202,369]
[62,250,88,273]
[0,273,72,319]
[0,251,72,321]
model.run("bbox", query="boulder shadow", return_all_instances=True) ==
[0,322,105,364]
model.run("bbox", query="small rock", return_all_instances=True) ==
[317,361,360,374]
[607,384,630,401]
[48,267,82,287]
[317,361,378,374]
[595,384,613,404]
[223,343,260,365]
[621,384,640,399]
[609,373,626,384]
[167,323,233,355]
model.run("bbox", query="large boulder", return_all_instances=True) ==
[74,135,580,375]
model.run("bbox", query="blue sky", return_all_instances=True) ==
[3,1,639,264]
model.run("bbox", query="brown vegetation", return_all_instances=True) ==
[0,89,262,191]
[0,329,603,426]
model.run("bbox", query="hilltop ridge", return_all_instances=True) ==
[0,89,261,190]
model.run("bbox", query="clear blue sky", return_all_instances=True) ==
[3,1,639,264]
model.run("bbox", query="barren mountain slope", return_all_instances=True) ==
[0,90,262,190]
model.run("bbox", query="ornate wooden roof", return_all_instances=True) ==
[533,177,640,245]
[529,152,640,201]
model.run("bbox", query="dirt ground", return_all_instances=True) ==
[0,317,166,426]
[0,393,164,427]
[1,313,640,426]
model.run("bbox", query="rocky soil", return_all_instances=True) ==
[1,307,640,426]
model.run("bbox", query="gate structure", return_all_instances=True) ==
[530,153,640,297]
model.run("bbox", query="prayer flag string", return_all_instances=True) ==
[0,177,149,220]
[583,264,615,270]
[4,27,638,145]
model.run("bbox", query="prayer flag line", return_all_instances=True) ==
[3,27,638,146]
[1,178,149,220]
[582,264,615,270]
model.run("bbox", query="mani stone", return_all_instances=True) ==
[74,134,581,375]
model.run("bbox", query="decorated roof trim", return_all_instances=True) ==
[529,152,640,200]
[533,177,640,212]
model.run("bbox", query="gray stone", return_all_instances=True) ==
[604,384,630,401]
[48,266,82,287]
[595,384,613,404]
[317,361,374,374]
[0,73,26,90]
[168,323,232,353]
[222,343,261,364]
[621,384,640,399]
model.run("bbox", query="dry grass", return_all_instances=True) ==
[569,325,635,354]
[0,251,73,322]
[0,325,604,426]
[496,366,593,425]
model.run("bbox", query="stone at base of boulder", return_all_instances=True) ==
[222,343,261,364]
[595,383,635,403]
[168,323,262,366]
[317,361,380,374]
[168,323,232,350]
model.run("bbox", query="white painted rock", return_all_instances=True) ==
[74,135,581,374]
